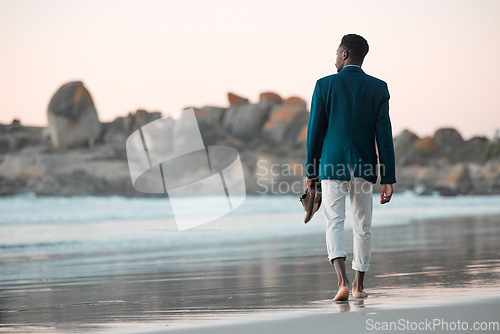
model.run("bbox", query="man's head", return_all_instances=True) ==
[335,34,369,72]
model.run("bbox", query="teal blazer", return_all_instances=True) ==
[306,66,396,184]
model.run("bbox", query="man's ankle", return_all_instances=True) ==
[339,279,349,288]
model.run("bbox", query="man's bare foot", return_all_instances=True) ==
[352,282,368,299]
[352,289,368,298]
[333,285,349,301]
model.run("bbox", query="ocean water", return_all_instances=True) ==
[1,192,500,283]
[2,192,500,251]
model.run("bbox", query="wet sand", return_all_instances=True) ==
[1,214,500,333]
[145,297,500,334]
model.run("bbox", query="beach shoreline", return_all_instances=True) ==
[144,295,500,334]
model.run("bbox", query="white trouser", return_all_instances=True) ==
[322,177,373,272]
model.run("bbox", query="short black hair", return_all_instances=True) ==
[339,34,369,62]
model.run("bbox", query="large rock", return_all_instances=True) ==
[394,129,419,149]
[202,106,227,122]
[0,120,44,153]
[8,119,22,132]
[102,109,162,144]
[414,137,437,153]
[397,163,472,195]
[222,103,272,141]
[297,126,307,142]
[461,136,491,162]
[468,159,500,194]
[0,138,10,154]
[439,163,471,195]
[227,92,249,106]
[47,81,101,148]
[185,108,225,146]
[123,109,162,133]
[259,92,283,104]
[434,128,464,149]
[261,106,309,144]
[0,145,135,196]
[394,129,420,165]
[283,96,306,107]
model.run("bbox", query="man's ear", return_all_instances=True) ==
[343,50,348,60]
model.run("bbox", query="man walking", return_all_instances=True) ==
[305,34,396,301]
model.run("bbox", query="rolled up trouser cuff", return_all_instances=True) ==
[328,252,347,263]
[352,260,370,272]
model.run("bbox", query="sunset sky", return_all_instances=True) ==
[1,0,499,139]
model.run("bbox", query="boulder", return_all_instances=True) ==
[202,106,227,122]
[227,92,249,106]
[259,92,283,104]
[394,129,419,149]
[397,163,472,195]
[414,137,437,153]
[434,128,464,149]
[9,119,22,132]
[103,109,161,144]
[297,126,308,142]
[123,109,162,133]
[189,108,225,145]
[0,137,10,154]
[261,106,309,144]
[0,122,43,152]
[0,145,137,196]
[47,81,101,148]
[222,103,273,141]
[283,96,307,107]
[460,136,492,162]
[102,117,127,144]
[394,129,420,165]
[470,159,500,194]
[439,163,471,195]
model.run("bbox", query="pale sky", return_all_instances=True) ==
[1,0,499,139]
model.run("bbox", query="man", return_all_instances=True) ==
[305,34,396,301]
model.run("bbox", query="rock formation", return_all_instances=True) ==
[1,83,500,196]
[0,87,312,196]
[283,96,307,107]
[259,92,283,104]
[47,81,101,148]
[261,105,309,144]
[227,92,249,106]
[394,128,500,195]
[434,128,464,149]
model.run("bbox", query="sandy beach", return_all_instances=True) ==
[1,213,500,333]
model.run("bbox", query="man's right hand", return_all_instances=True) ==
[380,184,393,204]
[306,178,314,195]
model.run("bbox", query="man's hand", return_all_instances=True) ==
[380,184,393,204]
[306,178,314,195]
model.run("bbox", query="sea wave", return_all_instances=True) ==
[1,192,500,258]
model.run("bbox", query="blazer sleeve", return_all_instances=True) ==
[375,83,396,184]
[306,81,328,178]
